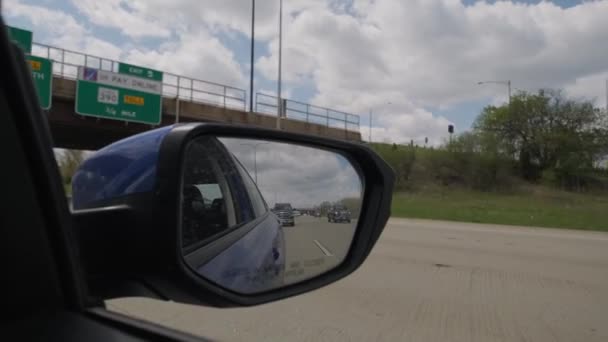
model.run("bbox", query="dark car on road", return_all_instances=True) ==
[328,205,352,223]
[273,203,295,226]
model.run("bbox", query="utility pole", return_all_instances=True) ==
[276,0,283,129]
[249,0,255,113]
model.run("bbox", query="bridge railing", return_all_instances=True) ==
[29,43,360,132]
[31,43,247,110]
[255,93,360,132]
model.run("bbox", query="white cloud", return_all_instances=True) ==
[64,0,248,89]
[124,29,245,88]
[252,0,608,142]
[5,0,123,59]
[221,138,363,208]
[129,0,329,40]
[71,0,172,39]
[6,0,608,144]
[5,0,82,38]
[563,71,608,109]
[361,107,453,146]
[5,0,247,94]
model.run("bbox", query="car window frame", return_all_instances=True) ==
[232,154,268,218]
[180,136,262,255]
[205,155,237,227]
[181,146,236,250]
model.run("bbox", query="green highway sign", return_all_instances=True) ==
[26,55,53,110]
[75,64,163,125]
[6,26,51,109]
[118,62,163,81]
[7,26,32,53]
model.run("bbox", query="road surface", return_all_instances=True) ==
[282,215,357,284]
[108,218,608,341]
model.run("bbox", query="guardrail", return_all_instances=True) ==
[255,93,360,132]
[31,43,247,111]
[29,43,359,132]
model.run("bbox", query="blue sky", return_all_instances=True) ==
[4,0,607,144]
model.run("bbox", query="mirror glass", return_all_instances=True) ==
[180,136,364,294]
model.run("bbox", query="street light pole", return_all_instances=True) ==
[276,0,284,129]
[240,142,269,183]
[249,0,255,113]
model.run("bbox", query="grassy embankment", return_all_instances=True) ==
[392,189,608,231]
[371,143,608,231]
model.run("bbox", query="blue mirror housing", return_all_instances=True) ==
[72,126,173,210]
[71,123,394,308]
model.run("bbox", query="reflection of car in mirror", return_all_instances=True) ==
[328,204,352,223]
[273,203,295,227]
[181,136,286,294]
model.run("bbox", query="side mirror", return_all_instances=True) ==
[72,123,394,307]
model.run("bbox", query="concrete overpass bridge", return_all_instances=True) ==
[31,43,361,150]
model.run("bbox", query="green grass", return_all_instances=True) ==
[391,188,608,231]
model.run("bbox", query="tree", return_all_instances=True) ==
[474,89,608,182]
[57,149,86,185]
[338,197,362,216]
[400,147,417,184]
[315,201,333,216]
[434,132,515,191]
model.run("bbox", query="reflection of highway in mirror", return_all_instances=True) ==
[281,215,358,283]
[182,136,364,294]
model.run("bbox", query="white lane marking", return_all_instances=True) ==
[313,240,334,257]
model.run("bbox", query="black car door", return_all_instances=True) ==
[0,17,206,342]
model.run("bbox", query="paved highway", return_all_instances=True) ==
[108,218,608,341]
[282,215,357,284]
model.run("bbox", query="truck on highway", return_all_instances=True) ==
[328,204,352,223]
[273,203,295,226]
